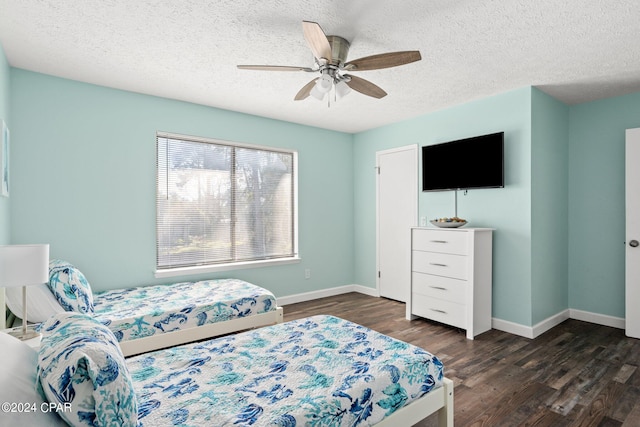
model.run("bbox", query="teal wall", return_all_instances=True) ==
[354,87,534,326]
[9,69,355,297]
[0,45,9,244]
[354,86,640,328]
[568,91,640,318]
[7,59,640,330]
[531,89,569,324]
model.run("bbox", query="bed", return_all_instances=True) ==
[92,278,283,356]
[0,312,454,426]
[4,260,283,356]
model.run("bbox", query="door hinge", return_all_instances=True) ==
[378,271,381,278]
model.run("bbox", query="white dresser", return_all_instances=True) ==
[407,227,493,339]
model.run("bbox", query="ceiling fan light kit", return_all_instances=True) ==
[237,21,421,104]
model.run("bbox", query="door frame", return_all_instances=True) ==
[376,144,419,299]
[626,128,640,338]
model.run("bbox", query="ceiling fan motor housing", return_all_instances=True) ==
[326,36,350,66]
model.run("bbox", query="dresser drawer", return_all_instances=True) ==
[412,251,468,280]
[412,272,467,304]
[412,229,468,255]
[411,293,466,329]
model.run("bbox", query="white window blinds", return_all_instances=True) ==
[157,133,297,270]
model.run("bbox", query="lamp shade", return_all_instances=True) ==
[316,74,333,93]
[0,244,49,288]
[335,80,351,99]
[310,84,326,100]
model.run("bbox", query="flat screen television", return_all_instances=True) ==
[422,132,504,191]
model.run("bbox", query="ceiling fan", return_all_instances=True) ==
[237,21,422,102]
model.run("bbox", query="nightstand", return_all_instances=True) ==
[2,326,42,349]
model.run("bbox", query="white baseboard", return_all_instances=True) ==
[278,284,379,306]
[492,318,536,339]
[352,285,380,297]
[569,309,625,330]
[493,310,570,339]
[493,308,624,339]
[279,286,625,339]
[533,309,571,338]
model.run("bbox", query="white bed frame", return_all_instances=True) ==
[377,377,454,427]
[119,307,284,357]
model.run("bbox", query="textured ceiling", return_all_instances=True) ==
[1,0,640,133]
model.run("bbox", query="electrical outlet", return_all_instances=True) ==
[420,216,427,226]
[305,269,311,279]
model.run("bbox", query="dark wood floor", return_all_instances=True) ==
[283,293,640,427]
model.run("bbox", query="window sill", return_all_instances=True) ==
[154,257,301,279]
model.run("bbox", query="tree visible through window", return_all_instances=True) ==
[156,133,297,270]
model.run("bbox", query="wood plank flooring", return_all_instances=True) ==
[283,293,640,427]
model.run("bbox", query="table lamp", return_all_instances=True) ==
[0,244,49,340]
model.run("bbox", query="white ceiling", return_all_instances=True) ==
[1,0,640,133]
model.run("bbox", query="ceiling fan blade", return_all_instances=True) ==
[294,78,319,100]
[237,65,313,72]
[344,51,421,71]
[344,75,387,99]
[302,21,332,61]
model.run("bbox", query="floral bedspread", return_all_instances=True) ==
[127,314,444,426]
[93,279,276,342]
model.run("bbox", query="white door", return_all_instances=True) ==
[377,145,418,302]
[626,128,640,338]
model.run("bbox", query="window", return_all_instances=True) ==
[156,132,297,274]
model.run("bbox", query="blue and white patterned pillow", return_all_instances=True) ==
[48,259,94,314]
[37,312,138,427]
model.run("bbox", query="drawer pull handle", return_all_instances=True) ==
[429,286,447,291]
[429,263,448,267]
[430,308,447,314]
[430,240,448,243]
